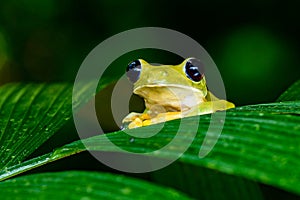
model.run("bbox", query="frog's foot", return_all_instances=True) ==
[122,112,142,123]
[126,112,182,129]
[122,112,152,129]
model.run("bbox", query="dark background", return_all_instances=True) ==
[0,0,299,105]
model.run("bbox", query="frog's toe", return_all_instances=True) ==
[128,118,143,129]
[142,119,152,126]
[122,112,142,123]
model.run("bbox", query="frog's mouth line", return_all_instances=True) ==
[134,84,203,93]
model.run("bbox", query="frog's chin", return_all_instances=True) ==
[134,85,206,112]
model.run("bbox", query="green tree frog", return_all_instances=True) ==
[122,58,235,129]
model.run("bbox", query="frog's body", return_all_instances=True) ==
[123,58,235,129]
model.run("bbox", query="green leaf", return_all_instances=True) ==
[1,100,299,196]
[0,171,191,200]
[0,82,96,170]
[277,80,300,101]
[0,83,72,169]
[150,163,263,200]
[79,101,300,195]
[1,80,299,199]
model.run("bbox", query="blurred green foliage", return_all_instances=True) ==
[0,30,9,71]
[0,0,299,105]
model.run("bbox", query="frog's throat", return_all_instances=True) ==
[133,85,207,112]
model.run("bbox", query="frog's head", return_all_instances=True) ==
[126,58,208,111]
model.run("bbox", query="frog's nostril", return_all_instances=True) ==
[162,71,168,76]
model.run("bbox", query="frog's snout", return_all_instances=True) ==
[144,69,169,84]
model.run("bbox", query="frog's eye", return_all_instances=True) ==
[184,58,204,82]
[126,60,141,83]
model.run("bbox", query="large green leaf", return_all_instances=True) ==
[1,100,299,195]
[0,80,299,199]
[0,171,191,200]
[74,101,300,195]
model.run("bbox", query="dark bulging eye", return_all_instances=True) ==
[184,58,204,82]
[126,60,141,83]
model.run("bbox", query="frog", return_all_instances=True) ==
[122,57,235,129]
